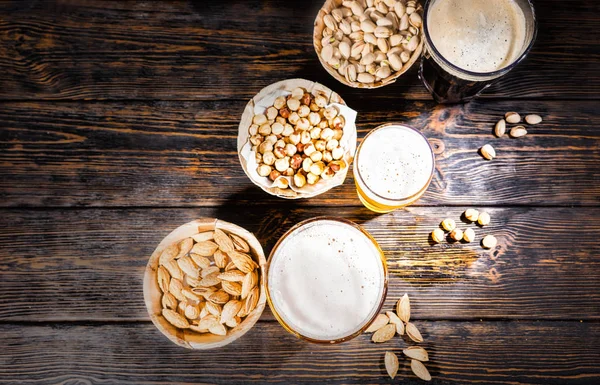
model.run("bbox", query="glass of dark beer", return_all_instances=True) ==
[419,0,537,104]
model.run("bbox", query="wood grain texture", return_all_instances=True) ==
[0,0,598,101]
[1,321,598,384]
[1,100,598,207]
[1,206,598,322]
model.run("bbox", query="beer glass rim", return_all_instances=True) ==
[265,216,389,344]
[354,123,435,204]
[422,0,538,79]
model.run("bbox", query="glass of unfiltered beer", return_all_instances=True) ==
[353,123,435,213]
[420,0,537,103]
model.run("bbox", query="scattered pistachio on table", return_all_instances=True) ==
[318,0,423,86]
[480,144,496,160]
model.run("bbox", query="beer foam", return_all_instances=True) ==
[356,125,434,201]
[268,220,385,341]
[428,0,527,73]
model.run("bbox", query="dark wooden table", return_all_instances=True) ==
[0,1,599,384]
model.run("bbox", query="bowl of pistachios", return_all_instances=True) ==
[314,0,423,88]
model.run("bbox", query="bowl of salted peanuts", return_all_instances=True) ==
[238,78,357,199]
[314,0,424,88]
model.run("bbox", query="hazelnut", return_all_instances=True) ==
[282,123,294,137]
[262,151,276,165]
[249,124,259,136]
[321,166,335,180]
[315,94,328,108]
[287,98,301,111]
[274,157,290,172]
[322,151,333,163]
[315,140,326,152]
[273,177,289,189]
[279,107,291,119]
[478,212,490,226]
[266,106,278,121]
[290,154,303,169]
[328,160,346,172]
[464,209,479,222]
[258,141,273,154]
[307,172,320,185]
[302,158,313,173]
[283,167,294,177]
[274,139,285,148]
[431,228,445,243]
[441,218,456,231]
[253,114,267,125]
[318,119,329,129]
[310,161,326,176]
[271,122,284,135]
[332,115,345,129]
[303,143,316,156]
[288,132,301,145]
[269,170,281,181]
[310,151,323,162]
[296,118,310,131]
[301,93,312,106]
[288,112,300,125]
[309,102,320,112]
[285,143,297,157]
[310,127,322,140]
[300,131,312,144]
[326,139,339,151]
[291,87,304,99]
[273,96,287,110]
[293,173,307,188]
[296,143,305,153]
[320,128,335,141]
[258,123,271,136]
[449,229,463,241]
[273,146,286,159]
[249,134,264,146]
[323,106,338,120]
[332,146,344,160]
[333,129,344,140]
[308,112,321,126]
[265,134,277,144]
[298,105,310,118]
[257,164,271,177]
[275,116,286,126]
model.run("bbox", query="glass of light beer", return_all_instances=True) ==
[353,123,435,213]
[266,217,388,344]
[419,0,537,103]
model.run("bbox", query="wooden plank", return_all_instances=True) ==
[0,0,597,101]
[0,100,598,207]
[1,207,598,322]
[0,321,598,384]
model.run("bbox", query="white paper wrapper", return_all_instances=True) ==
[237,79,357,199]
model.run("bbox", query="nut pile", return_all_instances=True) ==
[249,87,348,189]
[157,229,260,336]
[431,209,497,249]
[481,112,543,160]
[318,0,423,85]
[365,294,432,381]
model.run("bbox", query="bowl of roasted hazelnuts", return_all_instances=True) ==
[237,78,357,199]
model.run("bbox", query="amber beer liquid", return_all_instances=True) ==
[420,0,537,103]
[353,124,435,213]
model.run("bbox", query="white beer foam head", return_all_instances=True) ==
[427,0,527,73]
[356,124,434,202]
[268,219,385,341]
